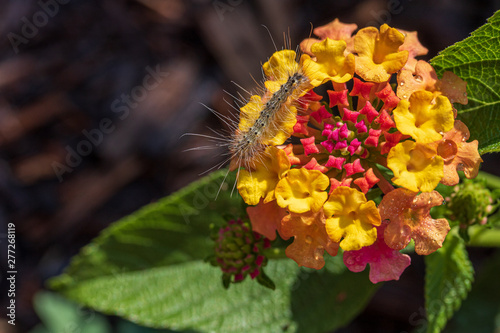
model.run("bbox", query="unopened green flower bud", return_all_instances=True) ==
[209,219,273,289]
[446,178,493,226]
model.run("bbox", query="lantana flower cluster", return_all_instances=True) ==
[230,20,483,284]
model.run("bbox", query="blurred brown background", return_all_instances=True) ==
[0,0,499,332]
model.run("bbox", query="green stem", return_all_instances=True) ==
[478,171,500,189]
[467,225,500,247]
[372,165,394,194]
[264,247,288,259]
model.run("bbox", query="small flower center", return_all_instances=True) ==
[402,208,419,227]
[407,148,428,172]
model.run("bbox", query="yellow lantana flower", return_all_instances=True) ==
[275,168,329,214]
[354,24,408,82]
[301,38,356,85]
[388,141,444,192]
[263,39,355,93]
[263,49,303,93]
[237,147,290,205]
[393,90,454,144]
[323,187,381,251]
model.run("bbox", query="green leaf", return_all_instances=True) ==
[57,260,300,332]
[431,10,500,154]
[50,169,245,290]
[53,255,378,332]
[423,231,475,333]
[443,249,500,333]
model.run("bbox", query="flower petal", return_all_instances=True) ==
[398,30,428,72]
[237,147,290,205]
[354,24,408,82]
[393,90,454,143]
[263,50,300,84]
[387,141,444,192]
[343,221,411,283]
[396,60,439,100]
[302,38,355,85]
[439,120,482,185]
[247,199,287,240]
[324,187,381,251]
[275,168,329,213]
[281,209,339,269]
[379,188,450,254]
[439,71,468,105]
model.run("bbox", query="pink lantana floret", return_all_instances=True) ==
[322,123,334,137]
[321,140,335,153]
[344,158,365,177]
[343,108,360,123]
[353,168,380,193]
[250,268,260,279]
[255,255,265,266]
[350,77,375,100]
[343,222,411,284]
[359,101,379,123]
[334,140,348,150]
[328,89,349,108]
[329,177,353,193]
[339,123,350,139]
[293,115,310,135]
[364,129,382,147]
[355,120,368,133]
[303,158,329,173]
[348,138,362,155]
[375,109,396,131]
[301,136,320,155]
[325,155,346,169]
[375,83,400,110]
[329,128,340,141]
[311,105,333,123]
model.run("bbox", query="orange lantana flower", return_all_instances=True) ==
[397,29,428,72]
[436,120,482,186]
[300,18,357,55]
[379,188,450,255]
[280,209,339,269]
[247,199,287,241]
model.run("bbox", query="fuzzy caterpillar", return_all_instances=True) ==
[229,67,310,171]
